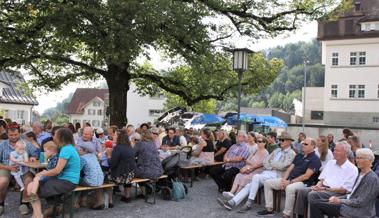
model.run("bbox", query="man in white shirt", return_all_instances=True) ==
[294,141,358,218]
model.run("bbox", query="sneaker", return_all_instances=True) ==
[217,198,233,210]
[0,205,4,216]
[257,209,275,216]
[19,204,29,215]
[238,204,252,213]
[222,191,234,200]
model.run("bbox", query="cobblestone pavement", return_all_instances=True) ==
[2,178,283,218]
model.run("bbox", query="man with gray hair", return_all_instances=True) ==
[32,121,51,145]
[76,127,101,154]
[294,141,358,218]
[210,131,250,192]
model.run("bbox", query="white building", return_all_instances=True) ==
[0,71,38,125]
[304,0,379,128]
[67,88,108,128]
[68,85,165,128]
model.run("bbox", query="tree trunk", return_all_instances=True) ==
[104,64,130,128]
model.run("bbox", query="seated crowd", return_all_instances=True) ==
[0,118,378,218]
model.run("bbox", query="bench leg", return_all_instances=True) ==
[190,169,195,188]
[69,192,75,218]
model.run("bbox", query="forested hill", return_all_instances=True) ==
[218,39,325,113]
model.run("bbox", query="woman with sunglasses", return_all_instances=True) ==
[222,135,269,199]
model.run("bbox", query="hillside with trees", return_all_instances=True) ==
[216,39,324,113]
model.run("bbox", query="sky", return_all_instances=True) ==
[32,21,318,114]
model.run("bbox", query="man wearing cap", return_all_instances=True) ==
[218,131,296,212]
[95,128,107,145]
[76,127,101,154]
[257,137,321,217]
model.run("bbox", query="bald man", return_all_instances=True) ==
[76,127,101,153]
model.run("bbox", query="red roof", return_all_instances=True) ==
[67,88,108,114]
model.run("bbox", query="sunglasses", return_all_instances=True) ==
[280,139,288,142]
[302,143,309,146]
[257,140,264,143]
[152,133,158,135]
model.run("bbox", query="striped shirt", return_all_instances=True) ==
[224,142,250,169]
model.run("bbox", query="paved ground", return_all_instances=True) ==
[2,177,284,218]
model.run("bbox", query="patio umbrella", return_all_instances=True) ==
[257,116,288,128]
[191,114,225,125]
[226,113,263,125]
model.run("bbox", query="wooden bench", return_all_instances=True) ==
[180,161,224,187]
[53,175,168,218]
[130,175,169,204]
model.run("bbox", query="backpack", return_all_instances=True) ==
[171,179,186,201]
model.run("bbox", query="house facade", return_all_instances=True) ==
[0,71,38,125]
[304,0,379,128]
[67,89,107,128]
[68,85,166,128]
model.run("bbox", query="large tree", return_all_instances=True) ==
[0,0,348,127]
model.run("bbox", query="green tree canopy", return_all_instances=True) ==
[0,0,349,126]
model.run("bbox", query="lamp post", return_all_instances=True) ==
[302,59,310,133]
[231,48,253,130]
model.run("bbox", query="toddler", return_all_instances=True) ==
[28,141,59,198]
[9,140,29,191]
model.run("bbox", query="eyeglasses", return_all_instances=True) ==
[257,140,264,143]
[302,143,309,146]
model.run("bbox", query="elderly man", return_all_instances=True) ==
[218,132,296,212]
[76,127,101,153]
[295,141,358,218]
[210,131,250,193]
[257,137,321,217]
[32,121,51,145]
[310,148,379,218]
[0,123,37,215]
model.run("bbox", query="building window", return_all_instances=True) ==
[17,110,25,119]
[331,85,338,98]
[73,119,81,125]
[373,117,379,123]
[98,110,102,116]
[358,52,366,65]
[311,111,324,120]
[358,85,365,98]
[149,109,164,117]
[83,120,91,126]
[350,52,357,65]
[93,100,101,107]
[349,84,365,98]
[92,120,100,127]
[332,53,339,66]
[87,109,96,115]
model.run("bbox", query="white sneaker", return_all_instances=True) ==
[222,191,234,200]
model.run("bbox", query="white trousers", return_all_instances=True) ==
[232,170,280,205]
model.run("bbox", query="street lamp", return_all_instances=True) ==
[230,48,253,130]
[302,59,310,133]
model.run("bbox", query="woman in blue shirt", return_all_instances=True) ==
[28,128,80,218]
